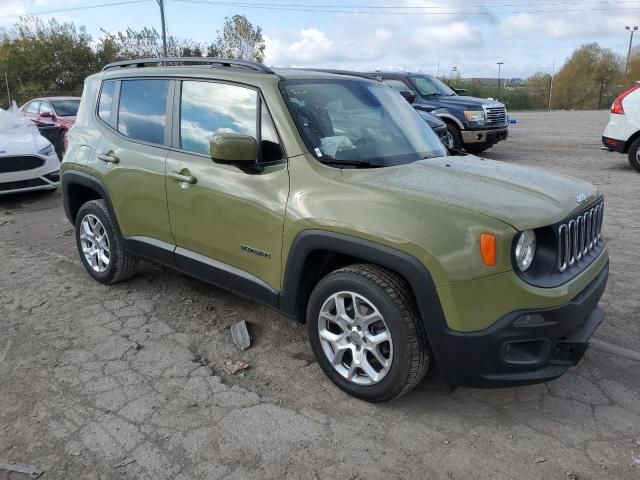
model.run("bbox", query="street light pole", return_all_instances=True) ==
[625,25,638,77]
[497,62,504,100]
[157,0,168,57]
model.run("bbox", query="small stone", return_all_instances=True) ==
[444,440,450,445]
[534,457,547,464]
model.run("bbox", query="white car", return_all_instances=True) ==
[602,83,640,172]
[0,104,60,195]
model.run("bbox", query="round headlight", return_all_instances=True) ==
[514,229,536,272]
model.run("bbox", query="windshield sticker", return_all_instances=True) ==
[314,147,323,157]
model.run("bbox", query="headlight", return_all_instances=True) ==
[514,230,536,272]
[463,110,485,124]
[38,143,56,156]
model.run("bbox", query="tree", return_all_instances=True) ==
[550,43,623,110]
[207,15,265,63]
[96,27,204,63]
[0,16,97,107]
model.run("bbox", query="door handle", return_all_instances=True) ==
[97,152,119,164]
[168,171,197,185]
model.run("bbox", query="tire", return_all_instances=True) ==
[75,199,138,284]
[306,264,429,402]
[627,137,640,172]
[465,144,491,154]
[445,123,463,151]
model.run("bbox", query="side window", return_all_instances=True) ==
[260,100,283,163]
[26,101,40,113]
[40,102,52,115]
[118,79,169,145]
[383,79,411,92]
[180,80,257,156]
[98,81,116,124]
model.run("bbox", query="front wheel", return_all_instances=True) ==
[627,137,640,172]
[445,123,463,151]
[306,264,430,402]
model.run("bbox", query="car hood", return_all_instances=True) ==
[420,95,501,110]
[416,110,446,129]
[56,116,76,128]
[346,155,600,230]
[0,129,50,155]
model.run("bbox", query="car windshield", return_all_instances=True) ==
[50,99,80,116]
[281,79,447,167]
[410,76,457,97]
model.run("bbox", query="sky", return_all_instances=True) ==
[1,0,639,78]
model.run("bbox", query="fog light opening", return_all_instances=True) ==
[513,313,546,327]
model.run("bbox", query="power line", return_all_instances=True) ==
[173,0,640,15]
[0,0,152,19]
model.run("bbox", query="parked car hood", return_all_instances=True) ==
[346,155,600,230]
[419,95,501,110]
[0,129,50,155]
[416,110,446,129]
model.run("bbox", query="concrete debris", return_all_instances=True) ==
[230,320,251,350]
[223,360,249,375]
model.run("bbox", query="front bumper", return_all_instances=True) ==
[436,262,608,388]
[461,127,509,145]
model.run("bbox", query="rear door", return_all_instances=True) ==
[165,79,289,292]
[91,78,174,247]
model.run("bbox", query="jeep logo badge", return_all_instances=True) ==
[576,193,589,204]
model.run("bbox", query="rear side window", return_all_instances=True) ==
[40,101,53,115]
[180,80,257,156]
[98,81,116,123]
[118,79,169,145]
[383,79,411,92]
[26,101,40,113]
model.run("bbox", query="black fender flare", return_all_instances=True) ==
[279,230,454,377]
[61,171,122,238]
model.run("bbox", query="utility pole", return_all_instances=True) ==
[157,0,168,57]
[4,72,10,106]
[548,60,555,110]
[497,62,504,100]
[625,25,638,76]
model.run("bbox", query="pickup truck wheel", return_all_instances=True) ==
[306,264,429,402]
[445,123,463,151]
[75,200,138,284]
[627,137,640,172]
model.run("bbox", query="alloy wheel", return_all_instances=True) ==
[317,291,393,385]
[79,214,110,273]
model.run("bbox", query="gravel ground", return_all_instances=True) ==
[1,110,639,480]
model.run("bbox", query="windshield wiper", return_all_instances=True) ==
[318,158,381,168]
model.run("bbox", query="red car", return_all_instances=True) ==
[21,96,80,156]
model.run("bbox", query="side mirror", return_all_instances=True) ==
[40,111,52,118]
[399,90,417,104]
[452,88,467,95]
[210,132,258,164]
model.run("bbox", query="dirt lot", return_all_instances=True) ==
[1,110,639,480]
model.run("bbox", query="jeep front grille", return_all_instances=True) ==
[0,155,45,173]
[484,105,507,126]
[557,201,604,273]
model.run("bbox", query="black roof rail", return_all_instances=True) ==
[102,57,275,74]
[296,68,381,81]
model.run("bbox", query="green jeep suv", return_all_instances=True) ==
[61,58,609,402]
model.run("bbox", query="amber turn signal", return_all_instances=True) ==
[480,233,497,266]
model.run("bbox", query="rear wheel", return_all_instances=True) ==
[75,200,138,284]
[627,137,640,172]
[306,264,429,402]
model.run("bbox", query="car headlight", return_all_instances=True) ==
[514,230,536,272]
[38,143,56,156]
[463,110,485,124]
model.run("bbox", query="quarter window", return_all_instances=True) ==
[98,81,116,124]
[118,79,169,145]
[180,80,258,156]
[40,102,53,115]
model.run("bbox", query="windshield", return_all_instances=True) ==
[50,99,80,116]
[281,79,446,167]
[410,76,456,97]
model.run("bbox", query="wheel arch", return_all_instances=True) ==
[623,130,640,153]
[62,171,122,238]
[280,230,448,330]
